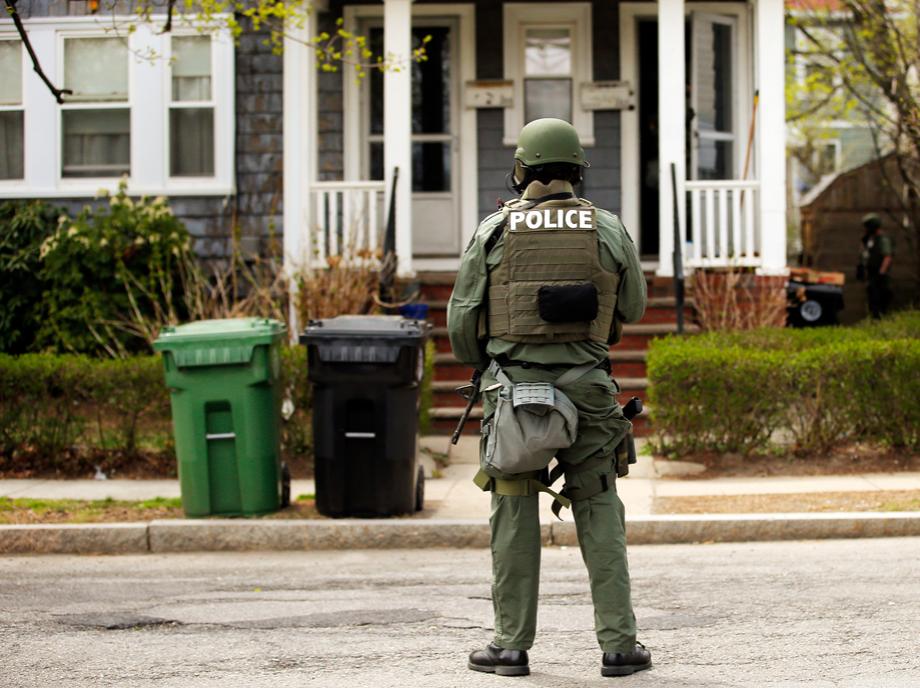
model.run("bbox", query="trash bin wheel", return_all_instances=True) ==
[415,466,425,512]
[280,462,291,508]
[799,299,824,324]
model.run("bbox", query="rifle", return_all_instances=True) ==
[450,368,484,445]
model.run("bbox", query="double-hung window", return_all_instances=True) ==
[0,39,24,180]
[170,35,215,177]
[61,37,130,178]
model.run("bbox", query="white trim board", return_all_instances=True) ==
[342,3,478,258]
[618,1,753,254]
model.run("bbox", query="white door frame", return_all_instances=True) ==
[343,3,477,270]
[619,1,752,258]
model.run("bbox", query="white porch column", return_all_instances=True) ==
[384,0,414,277]
[283,9,317,336]
[656,0,686,278]
[755,0,787,273]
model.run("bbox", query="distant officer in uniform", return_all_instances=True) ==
[447,118,651,678]
[860,213,894,319]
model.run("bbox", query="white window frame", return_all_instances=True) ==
[502,3,594,147]
[0,36,26,185]
[166,33,219,182]
[58,32,132,182]
[0,16,234,199]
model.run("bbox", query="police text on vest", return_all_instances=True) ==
[509,209,594,231]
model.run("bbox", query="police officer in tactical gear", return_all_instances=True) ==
[447,118,651,677]
[859,213,894,319]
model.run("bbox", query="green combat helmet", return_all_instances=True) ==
[514,118,590,168]
[862,213,882,230]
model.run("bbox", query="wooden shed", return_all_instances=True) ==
[799,155,919,323]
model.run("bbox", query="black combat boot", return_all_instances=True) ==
[468,643,530,676]
[601,642,652,677]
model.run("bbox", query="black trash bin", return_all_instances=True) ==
[300,315,428,517]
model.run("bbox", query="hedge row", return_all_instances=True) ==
[0,347,312,476]
[647,311,920,456]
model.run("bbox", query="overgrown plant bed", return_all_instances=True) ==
[647,311,920,458]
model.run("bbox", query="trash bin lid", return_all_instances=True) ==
[153,318,286,367]
[300,316,427,365]
[300,315,426,342]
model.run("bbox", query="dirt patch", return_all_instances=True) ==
[662,444,919,480]
[0,496,323,524]
[653,490,920,514]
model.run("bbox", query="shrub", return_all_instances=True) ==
[37,185,193,356]
[647,316,920,456]
[0,201,61,353]
[0,347,315,476]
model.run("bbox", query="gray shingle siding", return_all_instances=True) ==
[317,6,345,181]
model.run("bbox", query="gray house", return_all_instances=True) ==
[2,0,788,328]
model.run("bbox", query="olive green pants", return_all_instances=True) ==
[481,365,637,654]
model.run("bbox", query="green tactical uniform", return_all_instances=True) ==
[447,174,647,654]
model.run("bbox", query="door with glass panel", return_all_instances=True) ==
[689,14,737,180]
[522,25,574,123]
[365,20,460,256]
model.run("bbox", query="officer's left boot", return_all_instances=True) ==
[601,642,652,677]
[468,643,530,676]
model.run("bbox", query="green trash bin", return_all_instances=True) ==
[153,318,288,517]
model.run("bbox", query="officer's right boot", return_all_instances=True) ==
[468,643,530,676]
[601,642,652,677]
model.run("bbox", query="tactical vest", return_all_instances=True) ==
[487,197,619,344]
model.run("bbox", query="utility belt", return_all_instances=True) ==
[474,452,619,519]
[474,357,639,518]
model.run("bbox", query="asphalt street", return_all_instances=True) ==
[0,538,918,688]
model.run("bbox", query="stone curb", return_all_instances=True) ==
[2,513,919,555]
[0,523,149,555]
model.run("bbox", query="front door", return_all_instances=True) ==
[632,12,741,256]
[364,21,461,256]
[689,13,738,180]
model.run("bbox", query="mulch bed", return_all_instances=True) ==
[653,490,920,514]
[666,444,919,480]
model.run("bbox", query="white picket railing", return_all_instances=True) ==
[307,181,387,268]
[685,180,761,268]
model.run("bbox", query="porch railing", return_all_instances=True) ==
[307,180,387,267]
[685,180,761,268]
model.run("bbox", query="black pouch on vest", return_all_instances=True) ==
[537,283,599,323]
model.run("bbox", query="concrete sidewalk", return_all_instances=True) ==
[1,434,918,521]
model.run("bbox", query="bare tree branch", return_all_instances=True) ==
[4,0,72,104]
[160,0,176,34]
